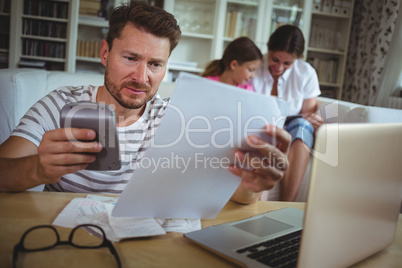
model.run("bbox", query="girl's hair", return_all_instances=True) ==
[107,1,181,54]
[201,37,262,77]
[268,25,305,58]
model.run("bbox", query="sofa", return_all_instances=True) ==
[1,68,402,199]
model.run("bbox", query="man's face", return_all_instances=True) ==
[101,23,170,109]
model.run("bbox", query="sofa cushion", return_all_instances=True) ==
[344,106,402,123]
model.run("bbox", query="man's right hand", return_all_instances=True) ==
[37,128,102,182]
[0,128,102,192]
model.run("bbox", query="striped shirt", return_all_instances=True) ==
[12,85,168,194]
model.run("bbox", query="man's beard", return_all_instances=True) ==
[104,69,154,109]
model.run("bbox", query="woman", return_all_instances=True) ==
[202,36,262,91]
[252,25,324,201]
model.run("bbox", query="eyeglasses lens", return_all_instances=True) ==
[71,226,104,247]
[23,227,57,250]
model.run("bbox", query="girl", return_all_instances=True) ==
[202,37,262,91]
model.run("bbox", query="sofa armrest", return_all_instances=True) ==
[0,69,105,144]
[343,106,402,123]
[0,69,48,144]
[317,97,363,123]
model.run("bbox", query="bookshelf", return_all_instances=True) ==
[6,0,354,100]
[0,0,10,69]
[164,0,216,81]
[72,0,112,73]
[221,0,311,55]
[7,0,126,72]
[306,0,355,99]
[9,0,74,71]
[164,0,312,81]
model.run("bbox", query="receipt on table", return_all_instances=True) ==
[52,196,201,241]
[52,198,107,228]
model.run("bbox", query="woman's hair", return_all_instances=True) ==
[201,37,262,77]
[106,1,181,54]
[268,25,305,58]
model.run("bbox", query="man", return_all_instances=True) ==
[0,2,290,204]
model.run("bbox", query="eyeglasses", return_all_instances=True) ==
[13,224,121,268]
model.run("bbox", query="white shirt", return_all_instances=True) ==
[252,55,321,115]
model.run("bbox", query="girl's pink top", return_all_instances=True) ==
[206,75,254,92]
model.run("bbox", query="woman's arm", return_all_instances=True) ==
[300,97,317,114]
[300,97,323,133]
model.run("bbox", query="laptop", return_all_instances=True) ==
[184,123,402,268]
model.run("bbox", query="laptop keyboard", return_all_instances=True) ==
[236,230,302,268]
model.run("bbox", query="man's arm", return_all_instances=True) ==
[0,129,101,192]
[0,136,41,191]
[229,125,291,204]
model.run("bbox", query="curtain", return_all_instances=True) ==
[342,0,401,106]
[375,3,402,108]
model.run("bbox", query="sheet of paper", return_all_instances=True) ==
[75,205,167,242]
[53,196,201,241]
[112,73,290,219]
[155,218,202,233]
[52,198,107,228]
[75,206,121,241]
[86,194,118,204]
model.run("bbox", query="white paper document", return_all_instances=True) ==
[112,73,289,219]
[53,197,107,228]
[52,195,201,242]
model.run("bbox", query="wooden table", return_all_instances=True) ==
[0,191,401,267]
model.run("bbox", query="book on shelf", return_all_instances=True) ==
[0,53,8,63]
[309,24,317,47]
[22,40,66,59]
[225,11,256,39]
[309,23,343,51]
[0,0,10,13]
[308,57,338,84]
[0,15,9,32]
[22,19,67,39]
[228,11,237,38]
[225,11,232,37]
[79,0,110,18]
[80,9,100,17]
[234,12,243,37]
[0,34,8,49]
[80,0,102,10]
[76,39,101,58]
[23,0,69,19]
[18,59,46,69]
